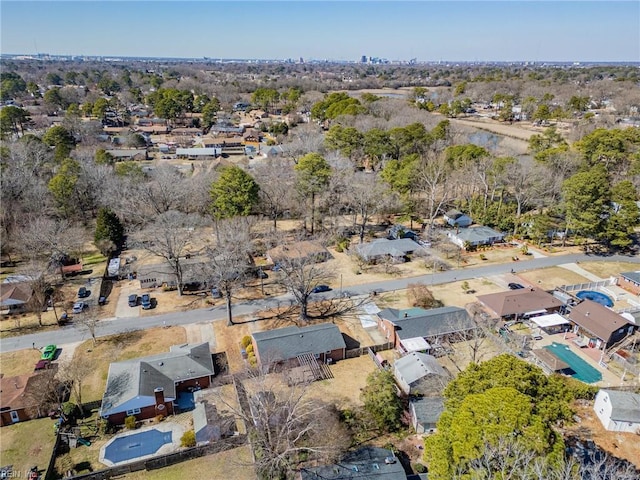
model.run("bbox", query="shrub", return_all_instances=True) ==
[240,336,252,348]
[124,415,137,430]
[245,344,254,354]
[479,253,487,260]
[154,414,165,424]
[407,283,443,309]
[180,430,196,448]
[413,463,427,473]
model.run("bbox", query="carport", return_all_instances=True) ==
[531,313,569,335]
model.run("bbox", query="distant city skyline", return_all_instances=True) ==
[1,1,638,63]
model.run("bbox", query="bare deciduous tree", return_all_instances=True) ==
[135,210,203,295]
[59,355,96,416]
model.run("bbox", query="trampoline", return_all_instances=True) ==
[103,428,172,464]
[576,290,613,308]
[544,342,602,384]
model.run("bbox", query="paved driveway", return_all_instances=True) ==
[115,281,140,319]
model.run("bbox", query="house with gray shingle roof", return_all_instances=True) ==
[354,238,424,263]
[100,343,215,425]
[409,397,445,434]
[251,323,346,367]
[377,306,476,352]
[447,225,505,249]
[444,210,472,228]
[299,446,406,480]
[594,389,640,433]
[393,352,449,395]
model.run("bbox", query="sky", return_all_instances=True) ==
[1,1,639,62]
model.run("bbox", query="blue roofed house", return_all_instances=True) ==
[444,210,472,228]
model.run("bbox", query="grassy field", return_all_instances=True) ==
[518,266,590,290]
[0,418,57,477]
[579,261,639,280]
[0,347,43,376]
[121,445,256,480]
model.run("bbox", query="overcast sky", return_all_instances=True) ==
[1,1,638,62]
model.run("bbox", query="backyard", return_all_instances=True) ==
[0,418,57,478]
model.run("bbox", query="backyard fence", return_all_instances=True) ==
[345,342,393,359]
[560,279,616,293]
[63,436,247,480]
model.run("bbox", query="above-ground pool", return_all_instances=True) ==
[103,428,173,464]
[576,290,614,308]
[544,342,602,384]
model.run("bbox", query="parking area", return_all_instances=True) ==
[114,281,141,319]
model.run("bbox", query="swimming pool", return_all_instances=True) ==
[103,428,173,464]
[576,290,613,308]
[544,342,602,384]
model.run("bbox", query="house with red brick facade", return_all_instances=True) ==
[100,343,215,425]
[618,271,640,296]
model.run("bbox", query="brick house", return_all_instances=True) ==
[618,271,640,296]
[100,343,215,425]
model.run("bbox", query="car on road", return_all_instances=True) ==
[77,286,89,298]
[128,294,138,307]
[508,283,525,290]
[41,344,57,361]
[311,285,331,294]
[141,293,152,309]
[72,301,88,314]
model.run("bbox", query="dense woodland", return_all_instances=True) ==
[1,60,640,479]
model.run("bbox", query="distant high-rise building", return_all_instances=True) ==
[361,55,367,64]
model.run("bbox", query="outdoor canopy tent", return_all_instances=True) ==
[531,313,570,329]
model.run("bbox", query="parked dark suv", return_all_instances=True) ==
[141,294,152,310]
[128,294,138,307]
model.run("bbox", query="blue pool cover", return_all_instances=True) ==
[544,342,602,383]
[576,290,614,308]
[104,429,172,464]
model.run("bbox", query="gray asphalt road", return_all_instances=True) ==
[2,253,637,353]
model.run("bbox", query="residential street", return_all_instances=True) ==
[1,253,637,353]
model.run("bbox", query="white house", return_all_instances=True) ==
[593,389,640,433]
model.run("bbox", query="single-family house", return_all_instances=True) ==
[594,389,640,433]
[105,149,148,161]
[0,281,32,314]
[136,257,210,290]
[354,238,423,264]
[409,397,445,434]
[387,224,419,240]
[299,447,406,480]
[393,352,449,395]
[251,323,346,367]
[567,300,635,350]
[477,287,564,320]
[447,225,505,249]
[377,306,477,353]
[444,210,472,228]
[100,343,215,425]
[175,147,221,159]
[265,241,331,266]
[618,271,640,296]
[0,370,58,426]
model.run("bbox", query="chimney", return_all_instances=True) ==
[154,387,167,416]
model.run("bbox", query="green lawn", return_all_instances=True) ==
[0,418,57,477]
